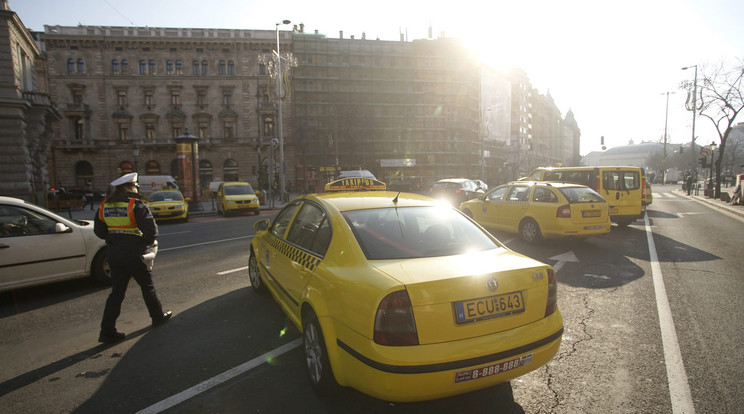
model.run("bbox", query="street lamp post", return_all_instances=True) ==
[708,141,717,196]
[276,19,291,202]
[682,65,702,174]
[132,145,140,172]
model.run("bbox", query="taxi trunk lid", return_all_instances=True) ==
[372,249,553,344]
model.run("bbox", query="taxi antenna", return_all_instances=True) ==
[392,192,400,204]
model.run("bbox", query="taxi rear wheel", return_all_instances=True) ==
[519,218,542,243]
[303,311,339,395]
[248,252,266,293]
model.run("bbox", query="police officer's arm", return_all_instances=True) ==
[134,200,159,245]
[93,211,109,239]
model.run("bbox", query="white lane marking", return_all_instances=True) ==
[644,214,695,414]
[136,338,303,414]
[217,266,249,275]
[159,235,253,252]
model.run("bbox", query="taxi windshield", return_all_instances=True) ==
[343,206,501,260]
[148,191,183,202]
[225,185,254,195]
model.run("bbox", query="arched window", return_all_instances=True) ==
[166,60,173,74]
[199,159,213,190]
[67,58,74,73]
[218,60,226,75]
[192,60,199,75]
[145,160,161,175]
[175,60,183,75]
[112,59,119,74]
[121,59,128,74]
[139,59,146,75]
[227,60,235,75]
[201,60,208,76]
[74,161,94,187]
[77,58,85,73]
[149,59,156,74]
[223,159,239,181]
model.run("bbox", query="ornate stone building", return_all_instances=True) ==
[0,1,60,203]
[39,24,292,196]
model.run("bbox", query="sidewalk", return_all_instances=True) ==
[675,188,744,219]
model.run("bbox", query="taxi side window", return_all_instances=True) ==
[507,186,530,201]
[485,186,508,202]
[270,202,300,239]
[286,202,331,256]
[533,188,558,203]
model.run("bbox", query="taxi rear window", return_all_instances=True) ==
[343,206,500,260]
[558,187,606,203]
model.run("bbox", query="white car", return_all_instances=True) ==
[0,196,110,292]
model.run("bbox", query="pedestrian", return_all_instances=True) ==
[730,183,742,206]
[685,174,693,196]
[94,172,171,343]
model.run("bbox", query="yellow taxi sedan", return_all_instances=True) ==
[248,178,563,402]
[460,181,610,243]
[145,189,189,222]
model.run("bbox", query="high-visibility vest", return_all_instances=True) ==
[98,199,143,237]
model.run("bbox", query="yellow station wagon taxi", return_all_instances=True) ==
[145,189,189,222]
[248,178,563,402]
[460,181,611,243]
[216,181,261,216]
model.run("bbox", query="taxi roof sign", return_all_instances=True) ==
[324,177,386,192]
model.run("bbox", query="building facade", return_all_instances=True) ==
[40,24,291,196]
[0,1,60,203]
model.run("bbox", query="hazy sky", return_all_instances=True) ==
[10,0,744,156]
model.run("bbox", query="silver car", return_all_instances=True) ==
[0,196,110,292]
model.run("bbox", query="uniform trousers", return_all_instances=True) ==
[101,258,164,334]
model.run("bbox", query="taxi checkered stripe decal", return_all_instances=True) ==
[268,236,321,271]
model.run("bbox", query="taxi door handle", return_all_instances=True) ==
[291,262,309,276]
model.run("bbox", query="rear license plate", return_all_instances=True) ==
[583,225,603,230]
[582,210,601,218]
[454,291,524,324]
[454,353,533,383]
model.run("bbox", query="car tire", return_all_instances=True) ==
[303,311,339,396]
[614,218,633,227]
[519,218,542,243]
[91,249,111,284]
[248,251,267,293]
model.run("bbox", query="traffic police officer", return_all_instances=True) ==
[94,172,172,343]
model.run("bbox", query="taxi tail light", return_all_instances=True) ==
[374,290,419,346]
[594,176,600,192]
[545,268,558,317]
[556,204,571,218]
[642,179,647,198]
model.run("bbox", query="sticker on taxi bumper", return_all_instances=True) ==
[454,353,533,383]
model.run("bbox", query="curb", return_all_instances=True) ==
[673,189,744,219]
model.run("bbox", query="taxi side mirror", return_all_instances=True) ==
[254,219,270,231]
[185,197,191,202]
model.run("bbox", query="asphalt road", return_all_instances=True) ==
[0,184,741,413]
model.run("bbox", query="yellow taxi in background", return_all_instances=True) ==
[460,181,611,243]
[248,178,562,402]
[216,181,260,216]
[145,189,189,223]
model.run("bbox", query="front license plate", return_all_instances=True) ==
[582,210,601,218]
[454,353,533,383]
[454,291,525,324]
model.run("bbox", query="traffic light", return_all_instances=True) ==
[699,156,707,168]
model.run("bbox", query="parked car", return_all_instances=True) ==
[248,179,563,402]
[46,186,84,210]
[429,178,484,206]
[460,181,611,243]
[145,189,189,222]
[0,196,110,292]
[215,182,260,216]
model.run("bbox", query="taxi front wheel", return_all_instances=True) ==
[248,252,267,293]
[520,218,542,243]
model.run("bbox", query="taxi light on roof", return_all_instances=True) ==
[324,178,387,192]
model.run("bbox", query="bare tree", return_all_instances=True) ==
[681,59,744,198]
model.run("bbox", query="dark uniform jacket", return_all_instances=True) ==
[94,192,158,264]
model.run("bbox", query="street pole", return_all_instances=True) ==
[682,65,701,176]
[661,92,674,184]
[276,20,290,202]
